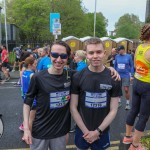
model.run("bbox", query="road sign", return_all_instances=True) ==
[50,13,60,33]
[53,23,61,35]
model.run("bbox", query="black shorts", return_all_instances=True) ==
[15,57,20,62]
[2,62,8,67]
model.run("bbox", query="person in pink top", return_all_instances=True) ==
[0,45,10,81]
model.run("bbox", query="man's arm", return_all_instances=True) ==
[84,97,119,143]
[97,97,119,131]
[70,94,89,135]
[23,104,32,144]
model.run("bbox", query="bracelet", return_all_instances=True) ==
[96,128,103,135]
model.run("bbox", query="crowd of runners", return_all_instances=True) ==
[0,24,150,150]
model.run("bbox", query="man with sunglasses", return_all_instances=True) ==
[22,40,120,150]
[70,37,122,150]
[23,41,71,150]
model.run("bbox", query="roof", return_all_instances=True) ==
[100,37,115,42]
[79,36,92,42]
[62,36,80,41]
[113,37,133,43]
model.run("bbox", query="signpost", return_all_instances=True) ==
[50,13,61,41]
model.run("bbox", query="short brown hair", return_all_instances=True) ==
[84,37,104,50]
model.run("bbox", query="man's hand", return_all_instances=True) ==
[23,129,32,145]
[108,67,121,81]
[83,130,100,144]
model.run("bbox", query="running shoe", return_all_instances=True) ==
[125,104,131,110]
[11,69,15,72]
[19,123,24,131]
[118,102,122,108]
[123,136,133,144]
[128,143,147,150]
[5,77,10,81]
[13,82,21,87]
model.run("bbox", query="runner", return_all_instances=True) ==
[70,37,122,150]
[123,24,150,150]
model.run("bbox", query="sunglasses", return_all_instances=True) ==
[51,52,68,59]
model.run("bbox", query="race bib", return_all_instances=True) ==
[118,64,125,69]
[85,92,107,109]
[50,91,70,109]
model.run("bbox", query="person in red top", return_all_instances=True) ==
[1,45,10,81]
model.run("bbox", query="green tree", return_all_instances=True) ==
[115,13,143,39]
[6,0,52,42]
[85,12,108,37]
[5,0,89,42]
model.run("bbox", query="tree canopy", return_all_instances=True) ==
[3,0,108,43]
[115,13,143,39]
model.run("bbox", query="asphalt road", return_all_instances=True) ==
[0,71,150,150]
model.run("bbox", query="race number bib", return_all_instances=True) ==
[118,64,125,69]
[85,92,107,109]
[50,91,70,109]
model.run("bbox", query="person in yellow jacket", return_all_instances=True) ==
[123,24,150,150]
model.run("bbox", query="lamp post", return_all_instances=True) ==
[4,0,8,50]
[0,6,2,45]
[94,0,97,37]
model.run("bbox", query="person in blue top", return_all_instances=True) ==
[114,45,134,110]
[36,47,52,71]
[19,56,37,132]
[74,50,87,71]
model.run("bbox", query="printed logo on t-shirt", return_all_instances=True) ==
[118,64,125,69]
[85,91,107,109]
[100,84,112,90]
[50,90,70,109]
[64,82,71,88]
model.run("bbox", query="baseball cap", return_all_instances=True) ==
[117,45,125,51]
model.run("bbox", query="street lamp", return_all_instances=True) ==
[0,6,2,45]
[94,0,97,37]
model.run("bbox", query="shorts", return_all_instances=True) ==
[121,78,130,86]
[2,62,8,67]
[30,135,66,150]
[75,127,110,150]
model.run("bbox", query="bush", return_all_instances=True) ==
[141,136,150,149]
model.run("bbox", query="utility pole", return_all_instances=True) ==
[94,0,97,37]
[4,0,8,50]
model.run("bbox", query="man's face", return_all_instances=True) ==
[118,49,124,55]
[50,44,68,71]
[86,43,106,67]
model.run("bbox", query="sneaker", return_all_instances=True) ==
[19,123,24,131]
[125,104,131,110]
[5,77,10,81]
[128,143,147,150]
[13,82,21,87]
[118,102,122,108]
[11,69,15,72]
[123,136,133,144]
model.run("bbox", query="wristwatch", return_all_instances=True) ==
[96,127,103,135]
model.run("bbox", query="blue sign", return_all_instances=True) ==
[50,13,60,32]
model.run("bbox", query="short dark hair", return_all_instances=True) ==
[84,37,104,50]
[50,41,71,57]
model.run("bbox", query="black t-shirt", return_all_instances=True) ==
[24,69,71,139]
[71,67,122,132]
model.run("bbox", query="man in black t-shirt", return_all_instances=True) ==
[23,41,71,150]
[70,37,122,150]
[106,48,117,67]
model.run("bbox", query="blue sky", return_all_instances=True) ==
[82,0,147,32]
